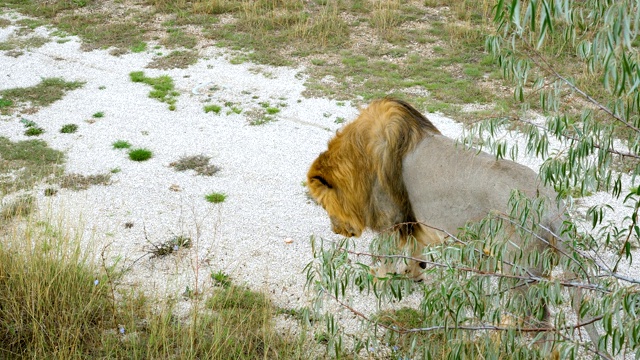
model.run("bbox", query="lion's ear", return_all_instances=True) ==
[310,175,333,189]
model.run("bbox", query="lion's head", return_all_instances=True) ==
[307,97,440,237]
[307,149,368,237]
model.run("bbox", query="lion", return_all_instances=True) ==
[307,97,600,349]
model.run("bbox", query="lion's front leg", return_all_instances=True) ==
[400,224,444,280]
[373,224,444,281]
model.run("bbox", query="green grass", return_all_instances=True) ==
[60,123,79,133]
[24,126,44,136]
[0,78,84,114]
[3,0,512,118]
[92,111,104,118]
[0,98,13,108]
[130,41,147,53]
[205,192,226,203]
[129,71,178,110]
[0,35,49,52]
[204,104,222,114]
[128,148,153,162]
[53,12,147,52]
[227,106,242,115]
[0,137,64,196]
[0,195,35,225]
[249,115,275,126]
[0,216,308,359]
[162,27,198,49]
[211,270,231,287]
[112,140,132,149]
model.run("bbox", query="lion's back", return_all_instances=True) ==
[402,134,561,235]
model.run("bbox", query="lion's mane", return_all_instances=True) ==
[307,97,440,238]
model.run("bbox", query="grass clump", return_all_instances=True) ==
[112,140,131,149]
[59,173,112,191]
[92,111,104,118]
[0,77,84,114]
[129,71,178,110]
[0,137,64,196]
[60,123,78,133]
[204,104,222,114]
[211,270,231,287]
[266,107,280,115]
[128,148,153,162]
[0,221,115,358]
[161,28,198,49]
[205,192,226,203]
[0,196,35,225]
[0,35,50,54]
[146,50,199,69]
[53,12,146,53]
[24,126,44,136]
[0,98,13,109]
[170,155,220,176]
[249,115,276,126]
[148,235,192,258]
[130,41,147,53]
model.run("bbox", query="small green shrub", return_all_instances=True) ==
[204,104,221,114]
[129,71,178,110]
[0,98,12,108]
[24,126,44,136]
[112,140,131,149]
[205,192,226,203]
[128,148,153,161]
[129,71,145,83]
[266,107,280,115]
[20,118,37,128]
[149,235,192,257]
[211,271,231,288]
[130,41,147,53]
[92,111,104,118]
[60,124,78,133]
[226,106,242,115]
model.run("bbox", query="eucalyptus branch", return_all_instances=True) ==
[335,243,608,293]
[321,285,606,335]
[515,117,640,160]
[613,198,640,272]
[555,330,614,360]
[493,213,593,280]
[538,223,640,286]
[527,48,640,134]
[319,285,555,334]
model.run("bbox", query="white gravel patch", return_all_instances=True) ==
[1,14,638,353]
